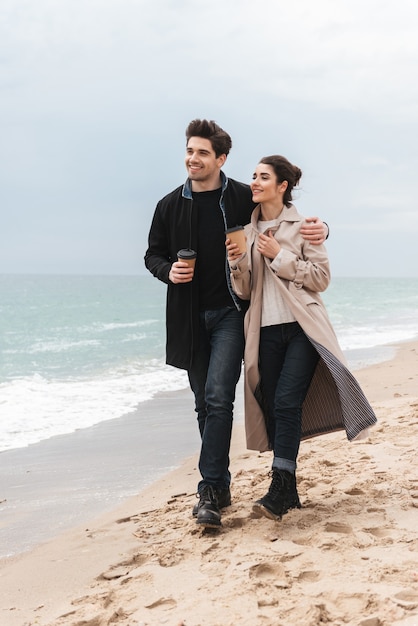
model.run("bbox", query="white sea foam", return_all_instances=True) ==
[336,324,417,352]
[27,339,102,354]
[95,320,158,331]
[0,365,189,452]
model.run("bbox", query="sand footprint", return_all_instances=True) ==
[157,546,188,567]
[392,589,418,609]
[364,526,393,539]
[52,591,121,626]
[144,596,177,609]
[69,618,103,626]
[344,487,365,495]
[248,561,290,608]
[249,561,290,588]
[321,459,338,467]
[96,552,150,583]
[296,569,321,582]
[323,521,353,534]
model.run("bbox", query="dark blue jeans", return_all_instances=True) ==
[259,322,319,472]
[188,307,244,492]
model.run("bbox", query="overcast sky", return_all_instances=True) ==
[1,0,418,277]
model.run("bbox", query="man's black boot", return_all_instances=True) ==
[253,469,301,520]
[195,485,223,528]
[192,486,231,517]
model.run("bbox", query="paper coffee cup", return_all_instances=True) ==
[177,248,197,268]
[225,226,246,254]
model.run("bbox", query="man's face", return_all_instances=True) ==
[185,137,226,187]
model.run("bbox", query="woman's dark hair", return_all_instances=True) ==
[259,155,302,207]
[185,119,232,158]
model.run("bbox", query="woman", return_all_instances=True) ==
[226,155,376,521]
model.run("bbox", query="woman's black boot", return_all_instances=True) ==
[253,469,301,520]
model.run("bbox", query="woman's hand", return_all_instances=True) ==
[226,238,244,263]
[257,231,281,259]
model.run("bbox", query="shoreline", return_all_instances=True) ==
[0,336,408,458]
[0,386,202,558]
[1,339,418,625]
[0,338,403,559]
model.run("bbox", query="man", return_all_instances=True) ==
[144,119,327,529]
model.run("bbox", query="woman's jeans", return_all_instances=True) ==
[188,307,244,493]
[259,322,319,472]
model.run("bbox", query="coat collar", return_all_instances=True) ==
[250,203,302,231]
[182,170,228,200]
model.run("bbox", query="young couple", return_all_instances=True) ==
[145,119,376,530]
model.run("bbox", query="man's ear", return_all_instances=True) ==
[218,154,227,168]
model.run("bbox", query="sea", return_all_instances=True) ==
[1,274,418,454]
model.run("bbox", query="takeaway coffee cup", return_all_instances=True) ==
[225,225,246,255]
[177,248,197,269]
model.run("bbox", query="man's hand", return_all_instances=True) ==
[169,261,194,284]
[300,217,328,245]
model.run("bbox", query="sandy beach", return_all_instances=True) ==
[1,340,418,626]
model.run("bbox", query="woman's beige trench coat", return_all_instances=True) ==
[230,204,377,453]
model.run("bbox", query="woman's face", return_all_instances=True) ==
[250,164,287,204]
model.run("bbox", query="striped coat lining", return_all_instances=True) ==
[300,339,377,442]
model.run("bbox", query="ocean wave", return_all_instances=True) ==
[94,319,159,332]
[26,339,102,354]
[0,365,189,452]
[337,324,418,351]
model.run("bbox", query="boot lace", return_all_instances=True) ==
[267,470,290,499]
